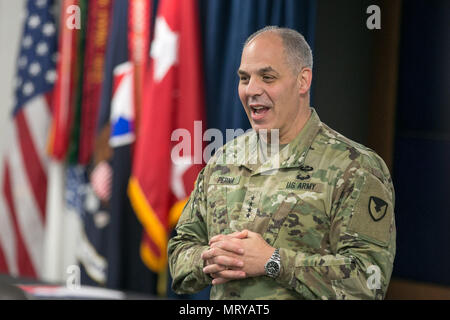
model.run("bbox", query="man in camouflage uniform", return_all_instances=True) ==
[168,26,396,299]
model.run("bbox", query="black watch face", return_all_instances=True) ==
[267,261,279,275]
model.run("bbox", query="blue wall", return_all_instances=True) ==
[392,0,450,286]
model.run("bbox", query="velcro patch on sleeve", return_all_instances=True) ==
[347,174,393,247]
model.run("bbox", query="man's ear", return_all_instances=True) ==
[298,67,312,95]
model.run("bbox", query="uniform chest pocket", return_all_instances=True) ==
[261,187,327,248]
[260,192,300,246]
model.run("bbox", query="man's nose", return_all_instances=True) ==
[245,77,263,97]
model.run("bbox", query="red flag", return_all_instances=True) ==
[128,0,151,128]
[128,0,206,272]
[78,0,113,164]
[47,0,82,160]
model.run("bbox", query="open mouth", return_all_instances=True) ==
[250,105,270,120]
[251,106,269,113]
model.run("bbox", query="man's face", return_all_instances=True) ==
[238,33,302,142]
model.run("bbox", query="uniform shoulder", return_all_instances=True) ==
[315,122,392,182]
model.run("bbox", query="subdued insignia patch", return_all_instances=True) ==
[299,165,314,172]
[348,173,393,246]
[368,196,388,221]
[296,174,311,180]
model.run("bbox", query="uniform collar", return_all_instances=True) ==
[239,107,322,174]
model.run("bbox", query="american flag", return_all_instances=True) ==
[0,0,57,278]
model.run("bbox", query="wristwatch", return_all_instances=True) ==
[264,248,281,278]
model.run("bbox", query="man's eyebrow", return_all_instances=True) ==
[258,66,278,74]
[237,69,248,76]
[237,66,278,76]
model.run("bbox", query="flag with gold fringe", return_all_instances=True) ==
[128,0,206,277]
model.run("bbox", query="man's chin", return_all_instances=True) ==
[252,124,273,132]
[252,126,280,137]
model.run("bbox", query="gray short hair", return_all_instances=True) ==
[243,26,313,74]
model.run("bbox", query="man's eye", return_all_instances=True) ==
[239,76,249,82]
[262,75,274,81]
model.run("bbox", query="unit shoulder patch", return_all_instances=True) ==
[368,196,388,221]
[347,173,393,246]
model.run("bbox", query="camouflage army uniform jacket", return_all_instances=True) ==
[168,108,396,300]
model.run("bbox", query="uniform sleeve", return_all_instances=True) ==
[168,167,212,295]
[275,161,396,300]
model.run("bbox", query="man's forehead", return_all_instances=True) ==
[243,31,283,53]
[246,30,282,48]
[239,34,286,70]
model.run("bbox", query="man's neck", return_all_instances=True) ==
[279,106,312,144]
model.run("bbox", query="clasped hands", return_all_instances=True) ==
[201,229,275,285]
